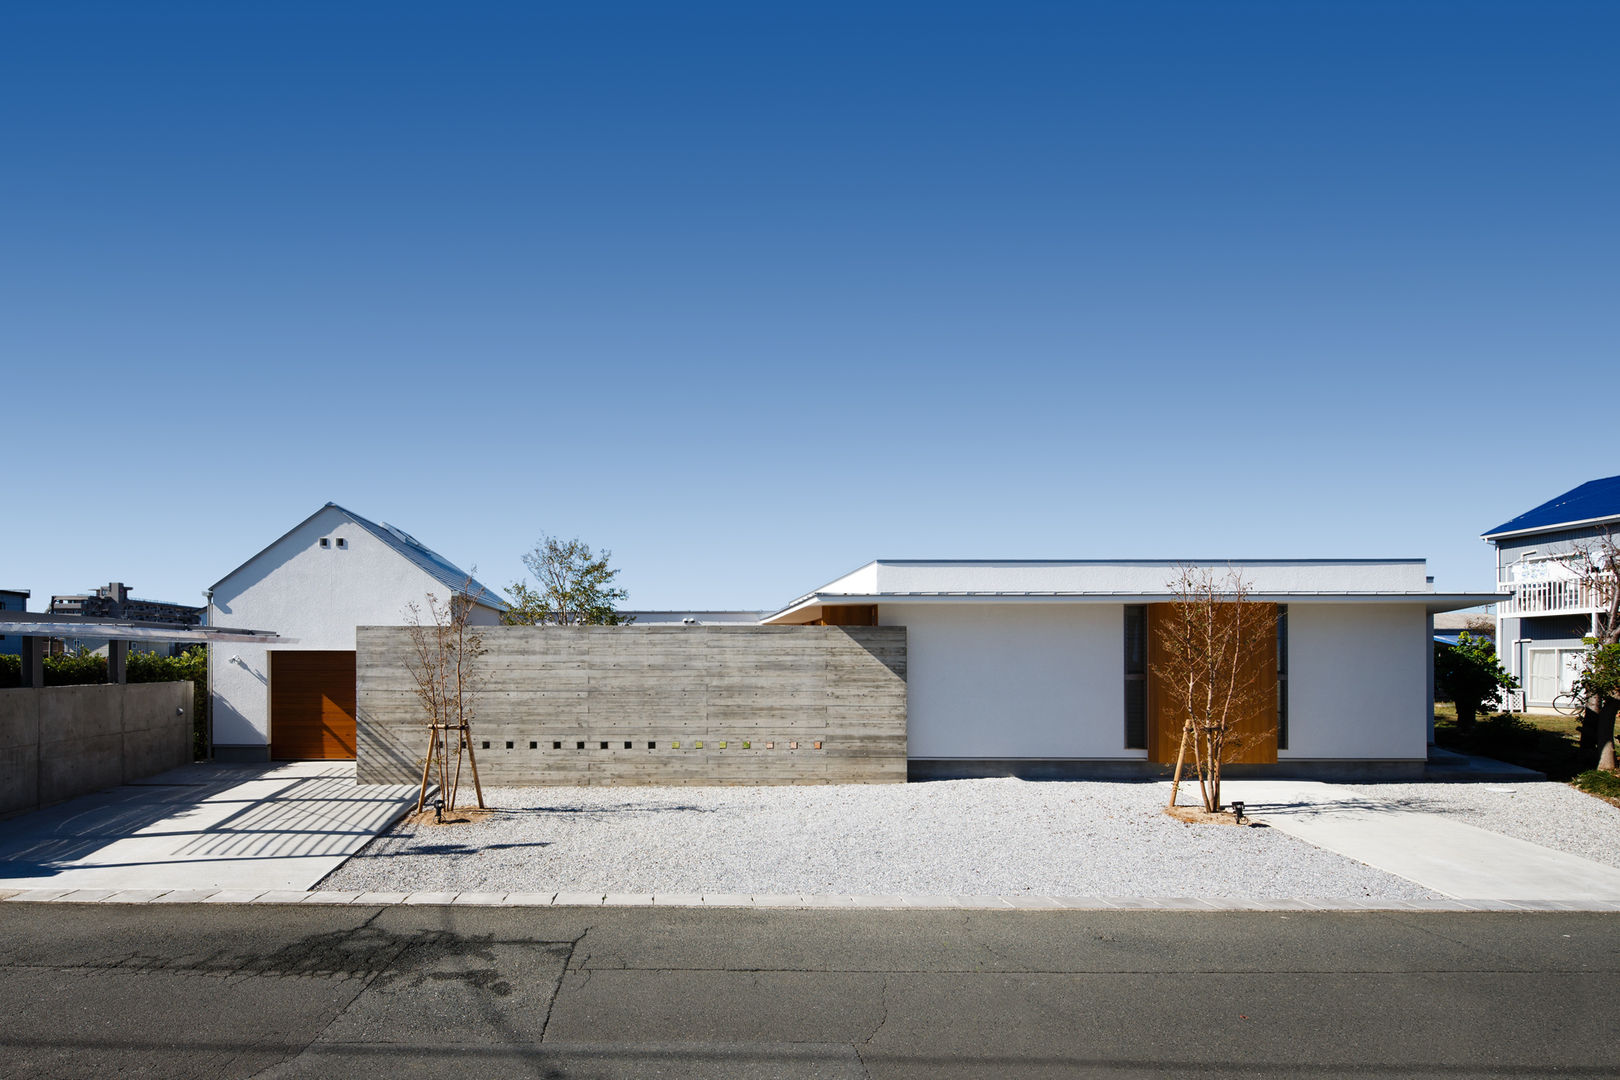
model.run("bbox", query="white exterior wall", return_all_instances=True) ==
[208,506,498,751]
[881,599,1430,763]
[879,603,1134,759]
[1283,603,1429,761]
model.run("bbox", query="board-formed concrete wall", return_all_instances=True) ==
[356,625,906,786]
[0,682,194,819]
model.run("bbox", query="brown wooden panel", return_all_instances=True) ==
[1147,603,1278,766]
[813,605,879,626]
[270,650,357,760]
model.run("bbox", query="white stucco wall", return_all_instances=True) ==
[208,506,499,752]
[880,600,1429,763]
[879,603,1134,759]
[1283,603,1429,761]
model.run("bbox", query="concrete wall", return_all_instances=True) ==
[879,603,1132,761]
[1284,603,1428,761]
[355,625,907,786]
[209,504,500,759]
[0,681,193,818]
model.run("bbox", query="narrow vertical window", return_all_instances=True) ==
[1124,605,1147,749]
[1277,605,1289,751]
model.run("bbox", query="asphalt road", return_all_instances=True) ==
[0,903,1616,1079]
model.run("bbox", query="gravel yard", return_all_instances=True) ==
[322,778,1442,899]
[1346,781,1620,870]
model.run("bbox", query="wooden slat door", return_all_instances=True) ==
[1146,604,1278,765]
[270,651,357,760]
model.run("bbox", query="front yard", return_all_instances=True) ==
[1433,701,1619,803]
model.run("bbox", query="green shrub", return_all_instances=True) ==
[0,654,18,688]
[1572,769,1620,800]
[1435,633,1519,730]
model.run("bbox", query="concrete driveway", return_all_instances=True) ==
[1224,779,1620,903]
[0,761,417,893]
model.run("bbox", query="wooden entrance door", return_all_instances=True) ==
[269,650,357,760]
[1146,604,1279,765]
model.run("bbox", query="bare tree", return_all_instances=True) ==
[1156,566,1279,813]
[1554,528,1620,770]
[402,585,488,813]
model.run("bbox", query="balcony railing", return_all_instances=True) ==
[1499,577,1605,617]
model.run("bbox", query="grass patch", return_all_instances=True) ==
[1432,701,1596,782]
[1572,770,1620,807]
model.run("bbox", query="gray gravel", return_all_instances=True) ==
[322,778,1440,899]
[1347,781,1620,870]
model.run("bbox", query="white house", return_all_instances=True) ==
[206,503,506,762]
[762,559,1498,777]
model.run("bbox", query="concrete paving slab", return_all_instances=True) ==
[1227,779,1620,902]
[349,891,410,905]
[300,891,363,904]
[400,891,459,905]
[953,895,1013,908]
[652,893,705,906]
[97,889,171,903]
[55,889,119,902]
[5,888,72,902]
[700,893,754,906]
[450,891,508,905]
[250,890,311,904]
[602,893,654,906]
[200,889,265,903]
[503,891,557,905]
[552,891,604,906]
[847,894,908,908]
[1000,894,1063,909]
[0,761,417,893]
[147,889,218,903]
[749,894,806,907]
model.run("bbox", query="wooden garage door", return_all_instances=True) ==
[270,651,357,760]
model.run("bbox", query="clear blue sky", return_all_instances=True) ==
[3,1,1614,612]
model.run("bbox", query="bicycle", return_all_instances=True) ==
[1552,691,1586,717]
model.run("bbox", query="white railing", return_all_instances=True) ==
[1499,577,1604,617]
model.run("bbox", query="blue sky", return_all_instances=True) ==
[3,1,1615,611]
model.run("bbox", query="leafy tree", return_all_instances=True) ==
[1555,529,1620,770]
[1434,632,1517,731]
[503,533,631,626]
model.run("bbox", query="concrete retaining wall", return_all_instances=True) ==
[0,682,194,818]
[356,625,907,786]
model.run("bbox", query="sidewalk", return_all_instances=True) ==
[0,761,418,892]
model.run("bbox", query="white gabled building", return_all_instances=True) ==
[762,559,1498,777]
[206,503,506,762]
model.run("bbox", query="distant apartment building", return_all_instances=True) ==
[0,588,29,657]
[48,582,205,656]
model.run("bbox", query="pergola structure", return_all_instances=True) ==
[0,613,289,687]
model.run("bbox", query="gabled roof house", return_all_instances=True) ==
[207,503,505,762]
[1484,475,1620,711]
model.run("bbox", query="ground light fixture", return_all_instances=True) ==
[1231,800,1246,824]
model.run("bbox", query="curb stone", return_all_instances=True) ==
[4,888,1618,911]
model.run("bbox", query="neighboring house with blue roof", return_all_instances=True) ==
[1483,475,1620,711]
[207,503,508,762]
